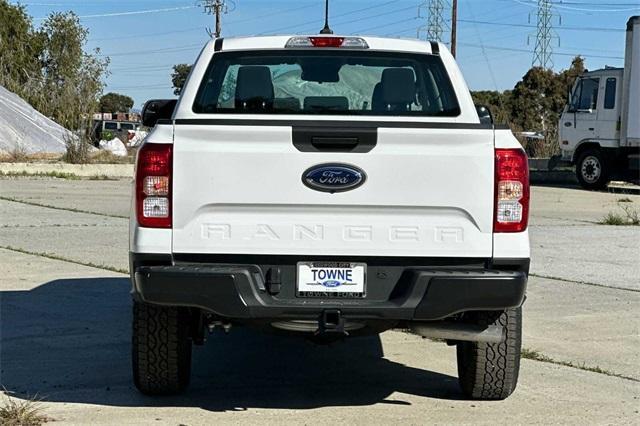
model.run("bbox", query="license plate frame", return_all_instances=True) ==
[296,261,366,298]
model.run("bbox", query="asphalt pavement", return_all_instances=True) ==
[1,177,639,425]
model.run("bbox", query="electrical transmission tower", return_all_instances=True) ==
[199,0,235,38]
[529,0,560,69]
[417,0,449,43]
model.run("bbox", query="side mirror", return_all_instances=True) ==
[475,104,493,125]
[141,99,178,128]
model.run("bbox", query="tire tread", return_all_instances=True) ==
[132,302,192,395]
[457,308,522,400]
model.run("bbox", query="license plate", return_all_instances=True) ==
[297,262,366,298]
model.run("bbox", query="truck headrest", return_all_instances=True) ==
[381,68,416,107]
[235,66,274,110]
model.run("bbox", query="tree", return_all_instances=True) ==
[35,12,109,130]
[559,56,586,98]
[171,64,192,95]
[471,90,513,125]
[0,1,44,97]
[99,92,134,113]
[1,5,109,132]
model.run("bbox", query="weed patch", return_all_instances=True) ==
[600,202,640,226]
[521,348,638,382]
[0,393,50,426]
[0,170,81,180]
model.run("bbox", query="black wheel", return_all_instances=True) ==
[456,308,522,400]
[132,301,192,395]
[576,148,609,190]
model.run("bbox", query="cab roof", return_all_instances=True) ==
[210,35,440,55]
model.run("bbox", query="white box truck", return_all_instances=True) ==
[559,16,639,189]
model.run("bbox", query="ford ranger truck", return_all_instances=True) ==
[130,35,530,400]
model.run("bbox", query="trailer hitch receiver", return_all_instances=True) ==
[316,309,347,336]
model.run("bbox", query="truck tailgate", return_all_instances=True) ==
[172,123,494,258]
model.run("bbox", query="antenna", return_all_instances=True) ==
[319,0,333,34]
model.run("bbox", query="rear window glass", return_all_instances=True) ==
[193,50,460,117]
[120,123,135,130]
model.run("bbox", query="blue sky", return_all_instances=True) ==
[16,0,639,108]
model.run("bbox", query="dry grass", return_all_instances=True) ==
[6,144,29,163]
[62,135,91,164]
[0,393,50,426]
[0,170,81,180]
[0,153,62,163]
[90,149,135,164]
[600,203,640,226]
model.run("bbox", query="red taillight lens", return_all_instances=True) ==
[494,148,529,233]
[136,143,172,228]
[309,37,345,48]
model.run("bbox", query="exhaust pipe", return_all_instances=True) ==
[409,322,505,343]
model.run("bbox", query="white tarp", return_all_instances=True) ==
[0,85,72,154]
[128,130,148,147]
[99,137,128,157]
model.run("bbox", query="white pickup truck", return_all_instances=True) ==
[131,35,530,400]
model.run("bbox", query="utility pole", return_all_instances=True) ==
[529,0,560,69]
[417,0,449,45]
[450,0,458,58]
[201,0,227,38]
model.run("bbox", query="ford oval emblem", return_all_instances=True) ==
[302,163,366,193]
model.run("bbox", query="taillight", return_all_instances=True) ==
[136,143,172,228]
[309,36,345,48]
[494,148,529,233]
[285,36,369,49]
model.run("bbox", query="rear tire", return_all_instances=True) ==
[132,301,192,395]
[576,148,609,190]
[456,307,522,400]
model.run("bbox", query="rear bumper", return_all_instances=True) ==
[130,254,528,321]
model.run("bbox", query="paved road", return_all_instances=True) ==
[1,178,639,424]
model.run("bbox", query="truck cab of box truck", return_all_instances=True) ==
[559,16,639,189]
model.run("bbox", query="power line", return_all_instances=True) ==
[90,3,318,43]
[34,5,198,20]
[511,0,640,13]
[459,42,624,60]
[456,19,624,32]
[90,26,204,42]
[257,0,401,35]
[98,43,203,58]
[463,0,499,90]
[350,16,419,35]
[295,4,416,35]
